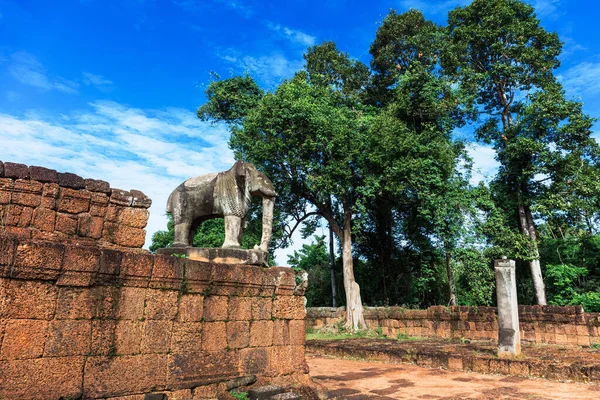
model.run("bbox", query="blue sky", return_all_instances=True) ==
[1,0,599,263]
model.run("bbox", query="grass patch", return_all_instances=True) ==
[230,391,248,400]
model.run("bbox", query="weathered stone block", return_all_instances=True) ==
[202,321,227,352]
[4,280,57,319]
[30,166,58,183]
[273,296,304,320]
[183,259,212,293]
[115,321,143,355]
[204,295,228,321]
[141,320,173,354]
[239,347,268,375]
[44,320,91,356]
[119,207,150,228]
[56,287,94,319]
[55,213,78,235]
[145,289,178,320]
[103,222,146,248]
[32,207,56,232]
[0,178,13,204]
[0,319,48,359]
[227,321,250,349]
[167,351,238,390]
[78,213,104,238]
[63,244,100,272]
[229,296,252,321]
[131,189,152,208]
[85,178,110,193]
[0,235,16,267]
[110,189,133,206]
[120,252,154,286]
[58,172,85,189]
[192,384,218,399]
[272,320,290,346]
[84,354,168,398]
[169,322,203,353]
[96,248,122,283]
[4,162,29,179]
[0,356,84,400]
[91,320,117,355]
[252,297,273,320]
[250,320,273,347]
[12,180,43,207]
[267,346,293,376]
[247,385,286,400]
[118,287,147,320]
[150,255,184,290]
[289,320,305,346]
[178,294,204,322]
[41,183,60,209]
[58,188,91,213]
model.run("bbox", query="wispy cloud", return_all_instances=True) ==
[0,101,235,247]
[83,72,114,91]
[267,23,316,47]
[7,51,79,94]
[216,48,304,86]
[397,0,470,15]
[531,0,564,19]
[173,0,253,18]
[558,60,600,98]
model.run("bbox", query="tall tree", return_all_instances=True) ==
[444,0,598,304]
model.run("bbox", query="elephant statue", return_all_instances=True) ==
[166,160,276,252]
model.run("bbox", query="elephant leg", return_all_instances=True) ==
[222,215,242,248]
[256,196,274,252]
[173,221,192,247]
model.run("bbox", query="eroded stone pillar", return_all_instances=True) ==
[495,258,521,357]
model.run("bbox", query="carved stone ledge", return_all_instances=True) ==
[156,247,268,266]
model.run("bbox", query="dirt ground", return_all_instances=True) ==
[307,353,600,399]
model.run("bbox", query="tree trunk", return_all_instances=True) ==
[445,247,457,306]
[340,209,366,331]
[329,226,337,308]
[518,203,547,305]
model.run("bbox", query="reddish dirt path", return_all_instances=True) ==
[307,354,600,399]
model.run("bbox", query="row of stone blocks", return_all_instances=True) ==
[308,306,600,346]
[0,236,309,399]
[0,160,151,248]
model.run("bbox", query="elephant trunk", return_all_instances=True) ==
[258,196,275,252]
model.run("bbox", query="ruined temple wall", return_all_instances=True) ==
[307,306,600,346]
[0,236,308,399]
[0,161,151,249]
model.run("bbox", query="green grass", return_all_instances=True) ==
[306,325,423,342]
[591,342,600,349]
[230,391,248,400]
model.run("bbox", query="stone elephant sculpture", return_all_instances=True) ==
[166,160,277,251]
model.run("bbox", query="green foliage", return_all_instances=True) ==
[197,75,263,124]
[288,236,338,307]
[230,391,249,400]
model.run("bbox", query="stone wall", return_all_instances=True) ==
[0,161,151,248]
[0,235,308,399]
[307,306,600,346]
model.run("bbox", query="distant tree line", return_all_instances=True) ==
[152,0,600,329]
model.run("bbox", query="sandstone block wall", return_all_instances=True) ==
[307,305,600,346]
[0,161,151,248]
[0,235,308,399]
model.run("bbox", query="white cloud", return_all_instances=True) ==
[267,23,316,47]
[216,48,303,86]
[397,0,470,15]
[531,0,564,19]
[173,0,253,18]
[7,51,79,94]
[0,101,235,248]
[467,143,500,185]
[83,72,114,91]
[558,60,600,99]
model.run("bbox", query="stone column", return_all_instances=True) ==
[495,258,521,357]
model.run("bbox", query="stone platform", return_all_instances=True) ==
[157,246,268,266]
